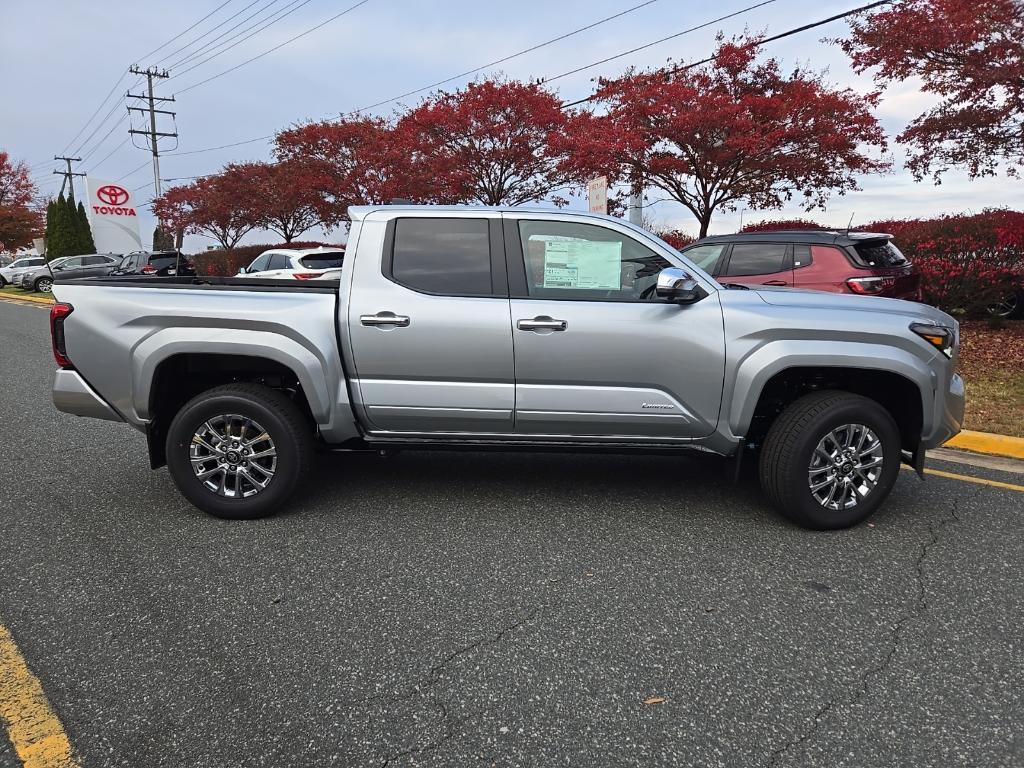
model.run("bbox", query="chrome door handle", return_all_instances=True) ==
[361,312,411,327]
[517,317,567,332]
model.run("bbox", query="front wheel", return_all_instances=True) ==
[165,384,313,519]
[34,277,53,293]
[759,391,901,530]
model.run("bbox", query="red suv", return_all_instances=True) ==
[679,230,921,300]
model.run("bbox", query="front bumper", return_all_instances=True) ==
[924,372,965,449]
[52,369,124,422]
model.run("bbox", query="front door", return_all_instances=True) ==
[506,216,725,440]
[347,214,515,434]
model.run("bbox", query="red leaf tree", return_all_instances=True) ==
[397,79,584,206]
[153,167,260,250]
[558,37,889,237]
[226,160,323,242]
[274,117,416,228]
[840,0,1024,181]
[0,150,43,250]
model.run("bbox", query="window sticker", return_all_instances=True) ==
[541,239,622,290]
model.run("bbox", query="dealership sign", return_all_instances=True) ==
[86,177,143,254]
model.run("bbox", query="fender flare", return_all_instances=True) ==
[727,339,937,438]
[132,327,335,424]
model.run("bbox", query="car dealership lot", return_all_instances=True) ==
[0,299,1021,768]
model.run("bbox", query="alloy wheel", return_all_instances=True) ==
[807,423,884,511]
[189,414,277,498]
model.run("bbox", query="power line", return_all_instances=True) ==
[117,159,154,183]
[559,0,892,106]
[81,116,129,163]
[166,135,274,157]
[154,0,269,66]
[542,0,778,86]
[165,0,307,75]
[174,0,374,95]
[59,72,129,156]
[89,137,132,171]
[347,0,667,113]
[135,0,237,61]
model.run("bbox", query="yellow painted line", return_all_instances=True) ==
[0,293,54,306]
[903,465,1024,493]
[945,430,1024,460]
[0,624,79,768]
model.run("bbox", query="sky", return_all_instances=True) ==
[3,0,1023,253]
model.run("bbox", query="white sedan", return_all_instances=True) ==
[236,247,345,280]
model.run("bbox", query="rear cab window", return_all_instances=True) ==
[388,218,494,296]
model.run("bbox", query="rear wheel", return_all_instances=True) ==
[165,383,313,519]
[759,390,901,529]
[34,277,53,293]
[987,291,1021,319]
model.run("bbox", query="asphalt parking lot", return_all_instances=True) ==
[0,298,1022,768]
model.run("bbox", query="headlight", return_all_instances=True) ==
[910,322,955,358]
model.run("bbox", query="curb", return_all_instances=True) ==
[0,293,54,306]
[945,430,1024,460]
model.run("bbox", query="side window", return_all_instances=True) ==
[517,220,670,302]
[268,253,290,270]
[793,244,813,269]
[62,257,85,268]
[248,254,271,273]
[390,218,492,295]
[723,243,789,277]
[682,244,726,274]
[84,255,107,265]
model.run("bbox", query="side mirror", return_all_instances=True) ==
[237,266,247,274]
[656,267,707,304]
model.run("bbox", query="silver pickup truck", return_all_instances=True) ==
[50,205,964,529]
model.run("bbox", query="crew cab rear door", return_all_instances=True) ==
[346,212,514,434]
[504,213,725,439]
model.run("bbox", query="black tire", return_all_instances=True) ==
[165,383,313,520]
[34,277,53,293]
[759,390,901,530]
[0,275,6,287]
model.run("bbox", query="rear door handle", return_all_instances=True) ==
[361,312,411,327]
[762,280,788,286]
[517,316,567,332]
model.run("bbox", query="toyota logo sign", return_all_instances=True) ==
[96,184,130,206]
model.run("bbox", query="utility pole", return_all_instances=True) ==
[53,156,86,199]
[127,66,177,200]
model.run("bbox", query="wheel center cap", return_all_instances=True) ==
[225,450,240,464]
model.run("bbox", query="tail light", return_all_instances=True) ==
[141,263,157,275]
[846,276,895,295]
[50,303,74,369]
[293,272,324,280]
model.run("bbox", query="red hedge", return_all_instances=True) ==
[740,218,826,233]
[863,210,1024,315]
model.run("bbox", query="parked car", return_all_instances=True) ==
[236,246,345,280]
[50,205,963,530]
[0,256,46,287]
[14,257,70,289]
[110,250,196,278]
[679,230,921,300]
[22,254,120,293]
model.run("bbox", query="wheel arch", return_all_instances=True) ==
[731,342,934,452]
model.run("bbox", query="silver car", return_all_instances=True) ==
[0,256,46,287]
[21,254,119,293]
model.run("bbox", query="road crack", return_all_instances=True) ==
[767,493,971,766]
